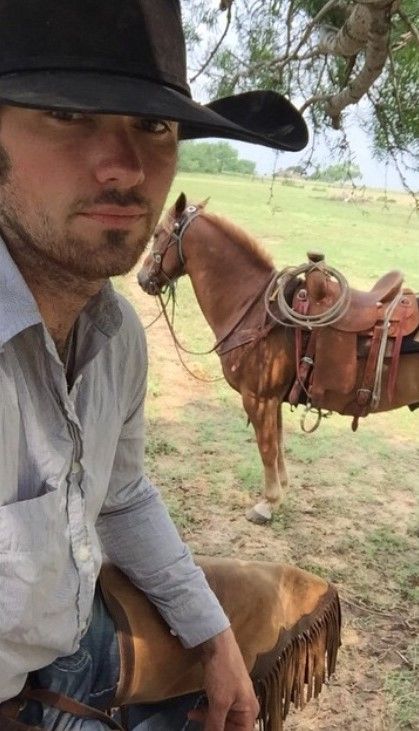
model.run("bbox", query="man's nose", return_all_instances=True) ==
[92,131,145,188]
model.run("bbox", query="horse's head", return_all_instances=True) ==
[137,192,208,295]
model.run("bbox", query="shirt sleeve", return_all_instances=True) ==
[96,321,230,648]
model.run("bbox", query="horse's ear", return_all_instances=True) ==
[174,192,187,218]
[198,197,210,209]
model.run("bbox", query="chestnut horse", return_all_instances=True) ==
[138,193,419,524]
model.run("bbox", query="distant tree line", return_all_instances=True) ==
[178,141,256,175]
[309,162,362,183]
[277,162,362,183]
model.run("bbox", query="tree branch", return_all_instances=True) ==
[318,3,372,57]
[325,2,393,126]
[190,4,232,83]
[397,8,419,45]
[219,0,234,10]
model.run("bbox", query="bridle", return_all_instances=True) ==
[148,204,200,290]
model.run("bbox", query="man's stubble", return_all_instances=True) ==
[0,140,155,285]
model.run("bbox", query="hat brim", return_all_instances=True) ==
[0,71,308,151]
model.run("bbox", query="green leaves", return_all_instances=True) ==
[178,141,256,175]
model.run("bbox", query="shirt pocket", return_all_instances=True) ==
[0,486,75,648]
[0,483,63,553]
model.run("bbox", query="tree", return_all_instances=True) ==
[309,162,362,181]
[178,141,256,174]
[182,0,418,193]
[282,165,308,177]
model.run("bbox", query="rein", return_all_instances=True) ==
[158,272,277,357]
[155,272,277,383]
[142,289,172,330]
[157,289,225,383]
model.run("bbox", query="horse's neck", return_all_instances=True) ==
[183,218,273,337]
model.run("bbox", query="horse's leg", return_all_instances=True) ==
[276,403,288,489]
[241,392,283,525]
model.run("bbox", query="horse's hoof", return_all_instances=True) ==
[246,502,272,524]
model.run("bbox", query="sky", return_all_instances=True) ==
[226,125,418,192]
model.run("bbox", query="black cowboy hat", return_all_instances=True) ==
[0,0,308,152]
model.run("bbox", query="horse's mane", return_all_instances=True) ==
[200,210,275,269]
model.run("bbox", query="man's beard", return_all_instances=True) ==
[0,141,154,282]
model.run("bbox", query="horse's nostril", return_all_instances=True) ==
[142,278,158,295]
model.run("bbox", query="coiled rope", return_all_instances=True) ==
[264,263,351,329]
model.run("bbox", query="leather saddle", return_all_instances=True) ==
[289,254,419,416]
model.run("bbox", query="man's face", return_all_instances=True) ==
[0,106,178,280]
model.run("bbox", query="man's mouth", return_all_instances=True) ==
[78,206,147,227]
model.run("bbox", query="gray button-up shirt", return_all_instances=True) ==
[0,238,229,702]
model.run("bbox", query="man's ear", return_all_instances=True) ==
[174,192,187,218]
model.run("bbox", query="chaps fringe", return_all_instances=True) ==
[251,586,341,730]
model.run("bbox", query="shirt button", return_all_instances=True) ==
[78,545,90,562]
[169,628,178,637]
[71,461,82,474]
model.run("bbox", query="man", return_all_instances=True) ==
[0,1,307,728]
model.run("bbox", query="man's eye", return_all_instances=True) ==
[139,119,171,134]
[47,111,87,123]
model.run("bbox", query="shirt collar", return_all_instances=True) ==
[83,280,123,337]
[0,236,42,346]
[0,235,123,347]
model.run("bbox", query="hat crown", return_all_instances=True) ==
[0,0,189,94]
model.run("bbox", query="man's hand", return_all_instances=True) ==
[188,628,259,730]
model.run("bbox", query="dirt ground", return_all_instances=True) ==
[123,273,418,731]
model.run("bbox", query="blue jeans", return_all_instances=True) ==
[19,588,204,730]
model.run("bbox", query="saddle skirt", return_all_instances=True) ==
[290,262,419,413]
[99,557,341,730]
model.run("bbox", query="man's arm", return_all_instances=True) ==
[96,315,229,646]
[97,485,259,731]
[96,317,258,728]
[192,628,260,730]
[96,477,231,647]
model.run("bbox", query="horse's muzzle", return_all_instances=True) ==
[137,271,160,296]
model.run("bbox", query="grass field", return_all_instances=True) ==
[117,172,418,730]
[170,173,419,291]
